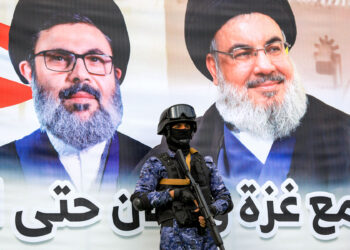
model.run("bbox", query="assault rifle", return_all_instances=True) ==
[175,149,225,250]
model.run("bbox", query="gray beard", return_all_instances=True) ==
[31,77,123,150]
[215,69,307,140]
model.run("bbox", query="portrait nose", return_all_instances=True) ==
[68,57,90,82]
[253,50,276,75]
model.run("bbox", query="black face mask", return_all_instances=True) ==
[166,128,193,155]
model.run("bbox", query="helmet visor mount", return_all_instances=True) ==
[167,104,196,120]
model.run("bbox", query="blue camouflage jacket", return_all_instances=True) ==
[134,150,232,216]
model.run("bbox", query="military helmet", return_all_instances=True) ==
[157,104,197,135]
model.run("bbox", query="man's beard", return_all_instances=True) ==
[215,66,307,140]
[31,76,123,150]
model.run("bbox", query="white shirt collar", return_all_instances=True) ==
[47,132,107,192]
[230,129,274,164]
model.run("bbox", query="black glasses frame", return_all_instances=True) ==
[211,41,291,61]
[33,49,114,76]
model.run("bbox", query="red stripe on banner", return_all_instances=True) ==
[0,23,10,50]
[0,77,32,108]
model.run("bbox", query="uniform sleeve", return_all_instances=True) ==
[134,157,172,208]
[204,156,233,216]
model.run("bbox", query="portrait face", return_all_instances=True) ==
[206,13,294,108]
[18,22,124,149]
[20,22,122,121]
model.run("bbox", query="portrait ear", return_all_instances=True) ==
[115,67,122,81]
[19,60,33,84]
[206,54,219,86]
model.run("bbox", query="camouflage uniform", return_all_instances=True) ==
[134,151,232,250]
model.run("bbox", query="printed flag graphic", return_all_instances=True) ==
[0,23,32,108]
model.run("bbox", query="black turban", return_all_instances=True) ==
[9,0,130,84]
[185,0,297,81]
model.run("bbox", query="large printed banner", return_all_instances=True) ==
[0,0,350,249]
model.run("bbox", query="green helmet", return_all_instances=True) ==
[157,104,197,135]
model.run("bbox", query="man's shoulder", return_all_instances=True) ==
[195,103,223,137]
[300,95,350,131]
[192,104,224,160]
[0,138,24,179]
[0,140,18,159]
[145,155,165,168]
[0,129,44,159]
[290,95,350,185]
[306,95,350,119]
[192,151,215,170]
[6,129,48,149]
[116,131,151,174]
[132,143,167,173]
[116,131,151,153]
[203,155,214,164]
[196,103,222,124]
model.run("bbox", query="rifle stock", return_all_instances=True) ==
[175,149,225,250]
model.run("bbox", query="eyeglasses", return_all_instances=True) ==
[167,104,196,120]
[33,49,114,75]
[211,41,291,64]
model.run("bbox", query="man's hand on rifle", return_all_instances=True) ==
[170,189,206,228]
[193,199,206,228]
[170,188,195,203]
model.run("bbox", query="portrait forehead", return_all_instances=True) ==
[34,22,113,55]
[214,13,284,49]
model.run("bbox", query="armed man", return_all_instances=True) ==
[131,104,233,249]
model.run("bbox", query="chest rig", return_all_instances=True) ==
[156,148,213,226]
